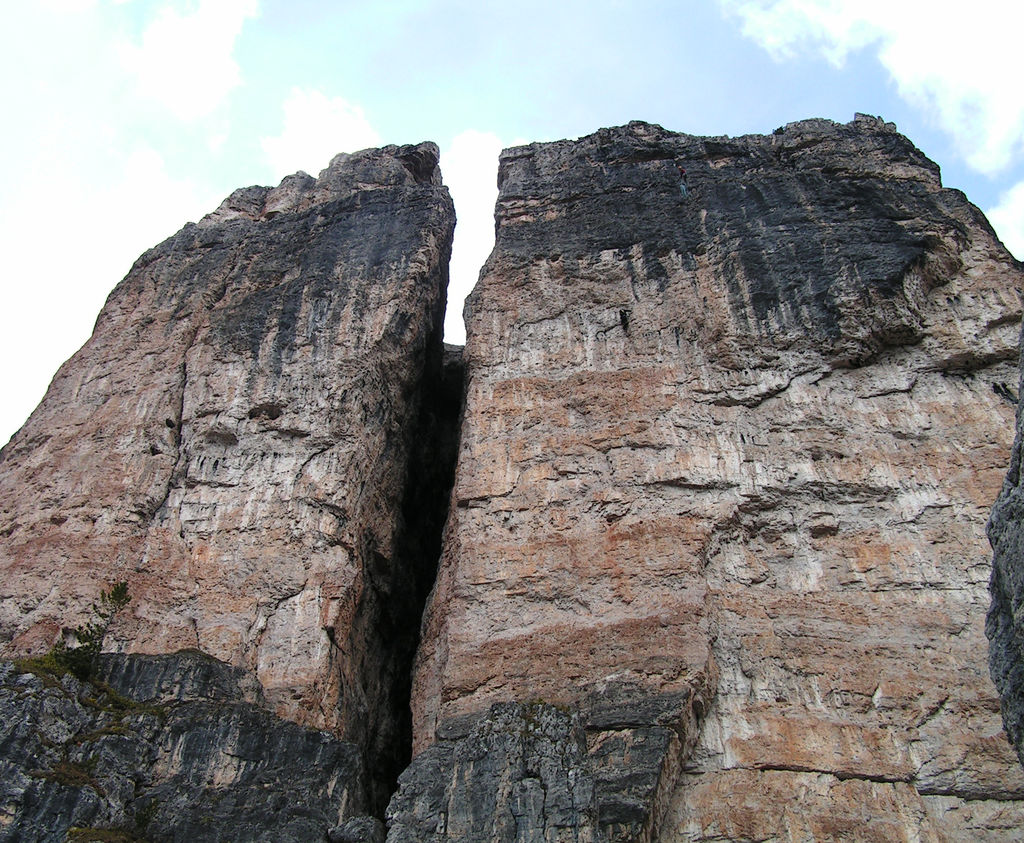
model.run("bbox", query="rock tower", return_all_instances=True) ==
[2,117,1024,841]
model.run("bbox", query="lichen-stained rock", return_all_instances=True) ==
[411,117,1024,839]
[388,691,711,842]
[0,653,372,842]
[0,143,455,802]
[387,702,599,843]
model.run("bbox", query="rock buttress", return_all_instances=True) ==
[0,143,455,809]
[402,117,1024,840]
[988,331,1024,768]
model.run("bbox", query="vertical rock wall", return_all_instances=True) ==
[0,143,455,803]
[988,330,1024,770]
[404,118,1024,840]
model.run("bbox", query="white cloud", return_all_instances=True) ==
[988,181,1024,261]
[0,140,223,446]
[720,1,1024,174]
[441,130,506,344]
[38,0,99,10]
[0,147,213,442]
[119,0,259,121]
[721,0,885,63]
[262,88,382,180]
[0,2,238,445]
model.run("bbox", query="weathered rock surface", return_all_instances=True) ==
[0,142,456,805]
[390,692,710,842]
[988,335,1024,767]
[0,652,372,841]
[408,117,1024,839]
[4,115,1024,841]
[388,702,599,842]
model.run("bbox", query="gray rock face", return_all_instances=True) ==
[389,694,708,842]
[0,652,374,842]
[389,693,707,841]
[330,815,387,843]
[387,702,599,842]
[988,337,1024,767]
[94,648,265,704]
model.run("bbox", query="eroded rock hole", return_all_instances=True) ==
[249,403,283,420]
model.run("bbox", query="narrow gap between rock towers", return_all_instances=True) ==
[357,326,466,815]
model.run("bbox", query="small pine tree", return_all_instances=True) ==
[53,582,131,681]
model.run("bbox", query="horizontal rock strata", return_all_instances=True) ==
[0,143,455,805]
[408,117,1024,839]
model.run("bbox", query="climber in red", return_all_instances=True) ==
[677,164,689,197]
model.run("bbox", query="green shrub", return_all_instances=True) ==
[56,581,130,681]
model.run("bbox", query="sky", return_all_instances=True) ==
[1,0,1023,445]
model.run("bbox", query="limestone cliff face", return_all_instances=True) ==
[0,143,455,804]
[2,117,1023,842]
[403,117,1024,840]
[988,330,1024,768]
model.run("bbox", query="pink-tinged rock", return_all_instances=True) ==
[410,118,1024,839]
[0,143,454,803]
